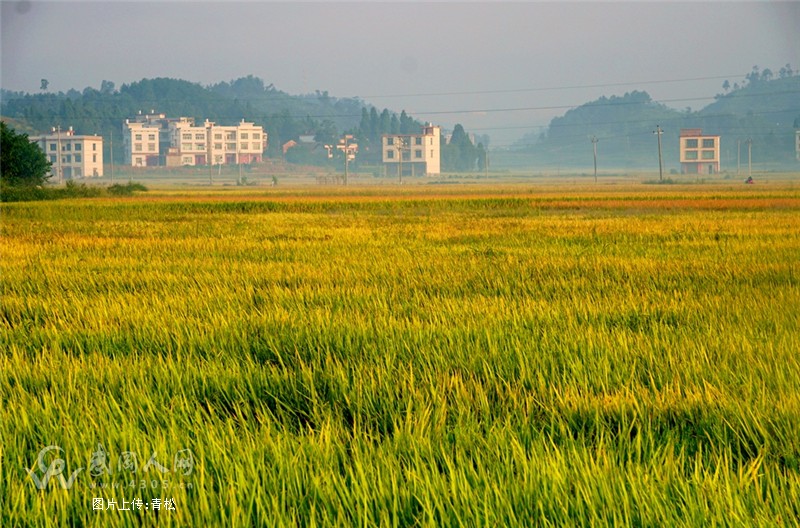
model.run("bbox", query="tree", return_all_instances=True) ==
[443,124,478,172]
[100,80,115,95]
[1,122,51,188]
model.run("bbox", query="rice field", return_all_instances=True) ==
[2,182,800,526]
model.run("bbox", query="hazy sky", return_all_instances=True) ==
[2,1,798,146]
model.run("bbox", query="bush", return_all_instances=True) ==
[56,180,103,198]
[0,184,49,202]
[108,182,148,196]
[1,180,123,202]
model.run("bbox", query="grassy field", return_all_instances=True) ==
[2,181,800,526]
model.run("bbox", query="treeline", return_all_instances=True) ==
[1,75,488,172]
[0,76,365,162]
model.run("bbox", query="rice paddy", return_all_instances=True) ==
[2,181,799,526]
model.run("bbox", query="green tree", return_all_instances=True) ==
[443,124,478,171]
[1,122,51,188]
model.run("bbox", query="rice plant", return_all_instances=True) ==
[2,183,799,526]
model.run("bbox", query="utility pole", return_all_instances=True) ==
[396,136,409,185]
[746,138,753,177]
[53,125,63,184]
[653,125,664,182]
[337,134,355,185]
[591,136,599,183]
[737,139,741,176]
[110,130,114,184]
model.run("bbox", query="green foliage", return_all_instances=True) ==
[56,179,103,198]
[1,177,142,202]
[0,122,51,188]
[442,124,480,172]
[107,181,148,196]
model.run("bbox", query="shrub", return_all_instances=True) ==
[108,182,148,196]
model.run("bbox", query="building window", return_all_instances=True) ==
[415,150,422,158]
[387,137,394,146]
[214,133,222,140]
[415,137,422,145]
[93,154,98,162]
[241,133,249,139]
[702,138,715,148]
[701,150,715,160]
[65,143,72,151]
[135,134,142,141]
[75,143,82,151]
[195,133,204,140]
[196,144,206,151]
[226,133,236,140]
[182,133,192,140]
[685,139,698,148]
[93,143,97,151]
[226,143,236,151]
[50,143,57,151]
[149,134,156,141]
[135,144,143,152]
[253,133,260,140]
[65,155,72,163]
[685,150,698,160]
[387,150,394,159]
[240,143,249,151]
[214,143,222,150]
[148,143,156,151]
[50,155,57,163]
[75,154,82,162]
[181,143,191,151]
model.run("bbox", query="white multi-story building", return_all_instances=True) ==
[679,128,721,174]
[382,124,441,176]
[168,118,209,166]
[204,120,266,166]
[122,115,164,167]
[30,127,103,180]
[123,113,267,168]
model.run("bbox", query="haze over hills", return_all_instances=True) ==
[515,69,800,170]
[2,67,798,171]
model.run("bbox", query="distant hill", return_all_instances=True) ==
[4,69,798,171]
[517,70,800,170]
[1,76,370,161]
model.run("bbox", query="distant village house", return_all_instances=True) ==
[679,128,720,175]
[382,124,441,177]
[122,112,266,167]
[30,127,103,179]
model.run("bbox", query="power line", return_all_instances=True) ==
[359,73,749,99]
